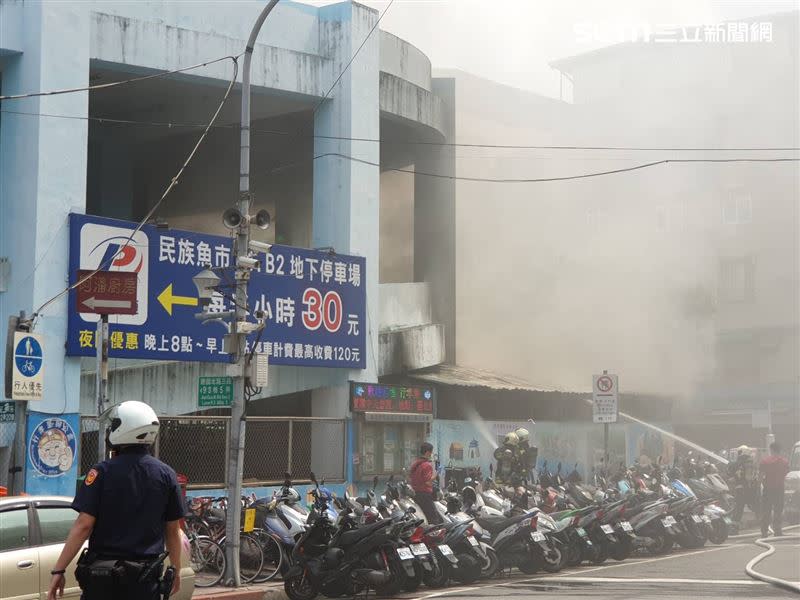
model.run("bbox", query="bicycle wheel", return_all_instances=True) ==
[190,536,226,588]
[239,533,265,583]
[251,529,284,583]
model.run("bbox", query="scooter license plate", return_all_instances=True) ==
[620,522,633,532]
[411,543,430,556]
[601,524,614,535]
[576,527,587,537]
[467,535,479,547]
[439,545,454,556]
[691,515,703,524]
[397,547,414,561]
[662,516,677,527]
[531,531,546,542]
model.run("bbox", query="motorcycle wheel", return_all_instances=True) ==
[590,543,608,565]
[480,546,500,579]
[542,544,563,573]
[422,554,451,588]
[566,540,583,567]
[609,539,632,561]
[284,572,320,600]
[517,553,540,574]
[451,553,482,584]
[401,562,424,593]
[647,534,672,556]
[375,557,404,598]
[677,532,704,550]
[708,522,728,545]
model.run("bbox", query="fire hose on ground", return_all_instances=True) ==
[744,530,800,594]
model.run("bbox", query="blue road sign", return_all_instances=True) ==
[66,214,367,369]
[15,336,43,377]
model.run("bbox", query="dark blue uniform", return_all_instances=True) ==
[72,446,185,599]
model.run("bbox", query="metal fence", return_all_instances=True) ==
[79,416,346,488]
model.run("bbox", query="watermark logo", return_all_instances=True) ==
[575,22,774,45]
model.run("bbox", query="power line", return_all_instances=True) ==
[30,57,241,325]
[310,153,800,183]
[311,0,395,116]
[4,108,798,154]
[0,55,242,101]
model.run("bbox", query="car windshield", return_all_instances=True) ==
[790,445,800,471]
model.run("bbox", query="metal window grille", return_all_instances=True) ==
[77,415,346,488]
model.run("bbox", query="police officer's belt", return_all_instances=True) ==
[75,549,164,585]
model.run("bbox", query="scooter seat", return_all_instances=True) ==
[476,513,528,535]
[338,519,392,547]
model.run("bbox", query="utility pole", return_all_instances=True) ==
[603,368,610,468]
[96,314,109,461]
[222,0,281,586]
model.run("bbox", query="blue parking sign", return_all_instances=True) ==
[66,214,367,369]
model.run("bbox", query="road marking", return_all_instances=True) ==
[729,523,800,539]
[553,542,748,576]
[408,544,753,600]
[527,576,765,585]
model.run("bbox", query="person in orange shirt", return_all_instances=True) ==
[759,442,790,538]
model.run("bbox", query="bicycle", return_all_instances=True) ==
[186,531,225,588]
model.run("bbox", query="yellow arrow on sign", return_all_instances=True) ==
[157,283,198,315]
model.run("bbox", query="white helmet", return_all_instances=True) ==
[504,432,519,447]
[515,428,530,443]
[106,401,160,446]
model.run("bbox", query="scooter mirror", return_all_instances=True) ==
[373,475,379,489]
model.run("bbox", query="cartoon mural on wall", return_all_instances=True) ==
[626,423,675,467]
[430,419,676,484]
[25,412,81,495]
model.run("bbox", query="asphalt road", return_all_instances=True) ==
[400,534,800,600]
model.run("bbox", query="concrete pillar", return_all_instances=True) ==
[0,2,89,418]
[415,78,457,363]
[311,2,380,420]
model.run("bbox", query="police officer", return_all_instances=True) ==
[47,401,185,600]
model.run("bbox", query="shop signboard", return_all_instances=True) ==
[350,382,435,414]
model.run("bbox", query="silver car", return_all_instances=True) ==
[0,495,194,600]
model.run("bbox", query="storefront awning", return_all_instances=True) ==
[364,412,433,423]
[408,363,562,393]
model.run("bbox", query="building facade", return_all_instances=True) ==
[0,0,453,493]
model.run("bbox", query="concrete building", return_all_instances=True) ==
[549,11,799,449]
[0,0,453,492]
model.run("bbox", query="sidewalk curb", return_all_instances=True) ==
[263,588,289,600]
[193,592,267,600]
[193,584,287,600]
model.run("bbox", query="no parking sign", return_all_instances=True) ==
[592,373,618,424]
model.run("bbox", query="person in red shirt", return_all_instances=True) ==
[759,442,790,537]
[409,442,442,524]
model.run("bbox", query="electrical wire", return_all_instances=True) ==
[29,56,241,326]
[311,0,395,116]
[310,153,800,183]
[0,55,241,101]
[4,108,798,154]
